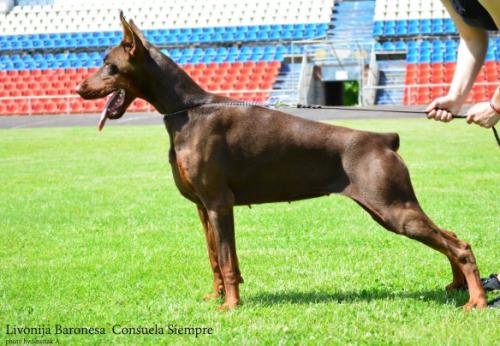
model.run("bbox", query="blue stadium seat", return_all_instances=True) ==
[191,28,203,36]
[257,32,269,41]
[384,27,395,36]
[10,41,21,49]
[395,41,407,50]
[177,34,189,44]
[291,30,303,40]
[193,47,205,57]
[431,53,443,63]
[178,56,190,64]
[222,32,234,42]
[228,47,239,56]
[232,32,244,41]
[382,41,395,51]
[396,27,407,35]
[245,32,257,40]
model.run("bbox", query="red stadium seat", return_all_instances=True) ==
[206,62,218,70]
[70,99,84,113]
[31,100,45,115]
[252,66,265,75]
[189,69,202,78]
[197,76,210,87]
[237,75,250,84]
[233,81,246,90]
[232,62,243,69]
[224,74,238,84]
[57,100,69,113]
[211,75,223,85]
[44,101,57,113]
[246,81,259,90]
[227,67,240,75]
[259,81,274,89]
[207,83,219,91]
[220,82,234,90]
[249,74,262,82]
[6,104,19,114]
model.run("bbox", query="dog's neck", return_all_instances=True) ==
[139,47,213,115]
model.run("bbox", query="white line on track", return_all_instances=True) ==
[10,118,61,129]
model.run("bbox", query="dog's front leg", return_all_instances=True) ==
[197,205,225,300]
[205,196,241,311]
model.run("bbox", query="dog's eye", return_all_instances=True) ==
[106,63,118,75]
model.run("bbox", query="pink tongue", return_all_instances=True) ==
[98,108,108,132]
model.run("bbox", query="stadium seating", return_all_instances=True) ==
[0,0,334,115]
[0,45,288,70]
[403,61,500,105]
[0,61,281,115]
[0,24,329,51]
[373,0,499,106]
[1,0,332,35]
[373,0,456,37]
[401,37,500,105]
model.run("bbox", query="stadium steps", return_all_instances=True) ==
[375,58,405,105]
[329,0,375,53]
[269,63,302,104]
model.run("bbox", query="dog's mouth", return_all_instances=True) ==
[98,89,133,131]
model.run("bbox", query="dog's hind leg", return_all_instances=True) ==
[345,149,486,309]
[354,201,466,291]
[197,205,225,300]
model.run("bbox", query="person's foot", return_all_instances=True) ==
[487,296,500,308]
[482,274,500,292]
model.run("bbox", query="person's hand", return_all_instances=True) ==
[425,94,464,122]
[466,101,500,128]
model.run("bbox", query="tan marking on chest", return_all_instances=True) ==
[175,156,195,192]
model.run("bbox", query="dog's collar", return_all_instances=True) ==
[162,102,265,117]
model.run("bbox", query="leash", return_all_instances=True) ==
[163,102,265,117]
[295,104,500,148]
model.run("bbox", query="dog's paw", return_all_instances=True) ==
[218,300,240,311]
[203,288,225,301]
[462,297,488,310]
[203,292,223,301]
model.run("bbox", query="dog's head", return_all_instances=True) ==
[76,12,149,130]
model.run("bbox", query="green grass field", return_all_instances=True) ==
[1,119,499,345]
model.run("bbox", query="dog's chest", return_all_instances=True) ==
[168,148,199,203]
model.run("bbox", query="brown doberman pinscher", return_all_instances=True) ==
[76,13,487,310]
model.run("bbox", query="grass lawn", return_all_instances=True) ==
[0,118,499,345]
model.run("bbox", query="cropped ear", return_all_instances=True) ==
[119,11,144,58]
[128,19,151,49]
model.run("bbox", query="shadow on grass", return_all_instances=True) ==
[248,288,469,307]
